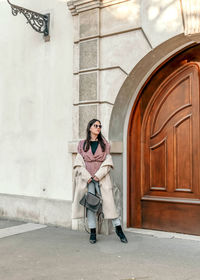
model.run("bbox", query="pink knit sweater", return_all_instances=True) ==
[77,140,110,177]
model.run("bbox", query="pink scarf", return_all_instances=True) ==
[78,139,110,177]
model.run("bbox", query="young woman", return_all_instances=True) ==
[72,119,128,244]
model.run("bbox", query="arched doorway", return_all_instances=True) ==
[128,44,200,235]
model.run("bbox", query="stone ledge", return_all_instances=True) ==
[67,0,101,15]
[73,100,114,106]
[67,0,131,15]
[0,193,72,228]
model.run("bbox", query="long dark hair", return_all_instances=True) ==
[83,119,106,152]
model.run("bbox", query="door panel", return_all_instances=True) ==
[142,200,200,235]
[174,115,192,192]
[149,138,167,191]
[151,76,191,137]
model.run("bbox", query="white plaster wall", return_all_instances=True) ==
[100,30,151,74]
[0,0,73,200]
[100,0,140,36]
[141,0,184,48]
[99,69,127,104]
[99,103,113,139]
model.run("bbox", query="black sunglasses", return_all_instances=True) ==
[93,124,102,129]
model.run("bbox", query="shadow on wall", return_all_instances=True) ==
[145,0,182,33]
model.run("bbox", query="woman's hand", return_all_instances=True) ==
[87,177,93,183]
[93,176,99,181]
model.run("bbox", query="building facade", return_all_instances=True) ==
[1,0,200,235]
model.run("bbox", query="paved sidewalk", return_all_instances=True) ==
[0,219,200,280]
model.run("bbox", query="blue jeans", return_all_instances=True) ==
[87,180,121,229]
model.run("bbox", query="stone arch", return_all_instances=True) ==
[109,34,197,142]
[108,34,198,226]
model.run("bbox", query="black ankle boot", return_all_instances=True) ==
[115,225,128,243]
[89,228,96,244]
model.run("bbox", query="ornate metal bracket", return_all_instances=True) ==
[7,0,50,42]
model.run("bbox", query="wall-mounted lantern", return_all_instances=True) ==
[7,0,50,42]
[181,0,200,40]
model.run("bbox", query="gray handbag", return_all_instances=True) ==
[79,191,102,215]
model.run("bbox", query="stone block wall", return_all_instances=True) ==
[68,0,152,140]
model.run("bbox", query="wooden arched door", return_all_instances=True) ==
[128,45,200,235]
